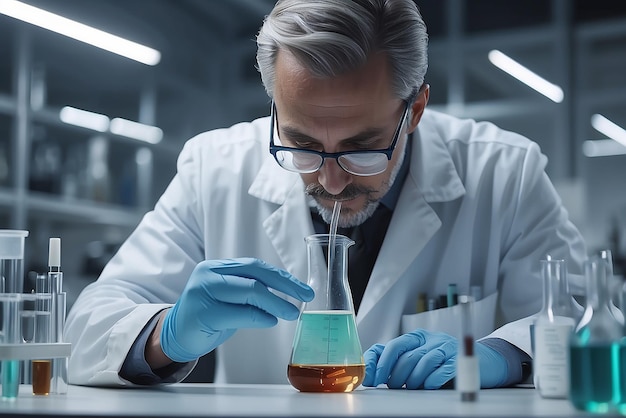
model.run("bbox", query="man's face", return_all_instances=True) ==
[273,51,425,228]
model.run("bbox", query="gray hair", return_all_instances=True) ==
[256,0,428,100]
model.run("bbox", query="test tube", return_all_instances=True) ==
[1,294,21,400]
[456,295,479,402]
[48,238,68,394]
[0,230,29,400]
[32,274,52,396]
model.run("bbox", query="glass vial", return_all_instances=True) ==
[288,234,364,393]
[569,256,623,413]
[32,275,52,396]
[456,295,479,402]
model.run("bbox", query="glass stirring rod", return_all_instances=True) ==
[327,201,342,308]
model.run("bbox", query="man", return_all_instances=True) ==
[66,0,586,389]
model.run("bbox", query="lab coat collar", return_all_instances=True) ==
[249,139,312,280]
[409,109,466,203]
[248,146,301,206]
[357,109,466,320]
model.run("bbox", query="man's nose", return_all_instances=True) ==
[317,158,352,196]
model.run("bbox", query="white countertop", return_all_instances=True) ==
[0,383,616,417]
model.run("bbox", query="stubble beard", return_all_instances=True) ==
[307,137,407,228]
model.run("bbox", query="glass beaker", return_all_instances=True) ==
[287,234,365,393]
[569,256,623,413]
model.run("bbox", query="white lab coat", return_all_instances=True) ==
[65,109,587,386]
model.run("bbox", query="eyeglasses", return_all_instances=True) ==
[269,89,417,177]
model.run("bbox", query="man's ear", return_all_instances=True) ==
[407,84,429,134]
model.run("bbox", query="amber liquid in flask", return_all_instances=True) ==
[288,234,365,393]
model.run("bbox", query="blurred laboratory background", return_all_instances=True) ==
[1,0,625,309]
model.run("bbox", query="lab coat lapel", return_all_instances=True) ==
[249,157,312,282]
[357,113,466,322]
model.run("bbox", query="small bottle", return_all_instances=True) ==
[533,258,576,398]
[569,256,623,413]
[456,295,479,402]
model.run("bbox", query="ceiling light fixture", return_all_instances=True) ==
[591,114,626,147]
[582,139,626,158]
[59,106,163,144]
[488,49,564,103]
[110,118,163,144]
[60,106,110,132]
[0,0,161,66]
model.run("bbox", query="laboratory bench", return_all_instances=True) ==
[0,383,617,418]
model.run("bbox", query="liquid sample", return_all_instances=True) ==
[569,343,620,413]
[619,343,626,415]
[1,360,20,400]
[289,311,364,392]
[288,364,365,392]
[290,311,363,365]
[32,360,51,395]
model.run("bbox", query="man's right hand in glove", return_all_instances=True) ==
[146,258,314,368]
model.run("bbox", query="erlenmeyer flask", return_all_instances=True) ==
[287,234,365,392]
[569,256,623,413]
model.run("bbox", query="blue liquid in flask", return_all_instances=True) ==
[569,343,621,414]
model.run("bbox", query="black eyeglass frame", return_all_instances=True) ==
[269,87,419,177]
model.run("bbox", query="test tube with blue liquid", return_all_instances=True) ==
[0,230,29,401]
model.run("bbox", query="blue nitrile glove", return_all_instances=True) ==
[362,329,508,389]
[160,258,314,363]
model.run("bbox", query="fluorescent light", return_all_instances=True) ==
[488,49,564,103]
[582,139,626,158]
[110,118,163,144]
[60,105,164,143]
[591,114,626,147]
[60,106,110,132]
[0,0,161,66]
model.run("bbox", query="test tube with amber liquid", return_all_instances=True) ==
[32,274,52,395]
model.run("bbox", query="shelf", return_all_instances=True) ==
[0,188,144,227]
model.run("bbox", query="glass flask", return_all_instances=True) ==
[598,249,624,326]
[534,258,578,398]
[569,256,623,414]
[287,234,365,393]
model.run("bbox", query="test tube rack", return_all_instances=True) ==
[0,292,71,397]
[0,343,71,361]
